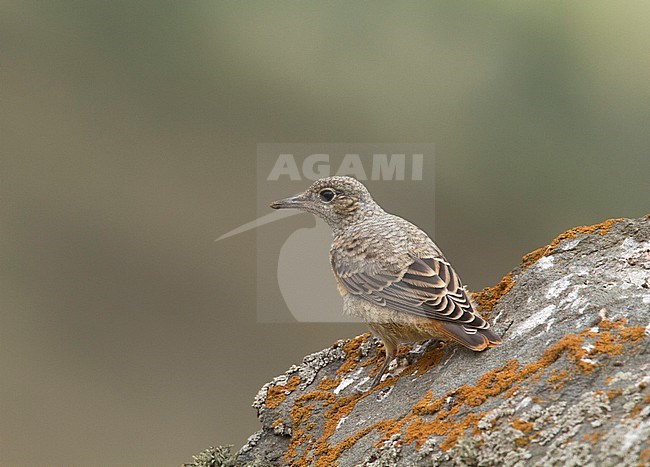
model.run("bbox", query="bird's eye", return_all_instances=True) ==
[319,188,336,203]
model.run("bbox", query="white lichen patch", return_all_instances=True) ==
[546,275,574,299]
[620,420,649,451]
[334,368,363,395]
[556,285,589,313]
[375,386,393,402]
[334,376,355,395]
[570,296,590,315]
[237,430,263,455]
[360,433,402,466]
[536,255,555,270]
[545,318,555,332]
[582,343,595,353]
[560,237,582,251]
[273,422,292,436]
[516,396,532,411]
[511,305,556,338]
[353,376,370,393]
[493,307,505,324]
[623,268,650,288]
[335,416,348,430]
[253,337,351,412]
[607,372,634,385]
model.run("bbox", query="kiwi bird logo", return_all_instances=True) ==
[216,210,357,322]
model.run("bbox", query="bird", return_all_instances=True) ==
[270,176,501,388]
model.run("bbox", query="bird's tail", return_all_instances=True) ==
[437,322,502,351]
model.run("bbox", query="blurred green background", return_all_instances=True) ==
[2,1,649,465]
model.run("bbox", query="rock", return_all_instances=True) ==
[211,216,650,467]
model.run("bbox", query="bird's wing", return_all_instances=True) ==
[331,253,489,329]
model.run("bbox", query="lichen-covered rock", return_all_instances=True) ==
[233,216,650,467]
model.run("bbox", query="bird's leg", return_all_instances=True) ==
[370,342,397,388]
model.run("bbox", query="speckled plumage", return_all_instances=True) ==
[270,176,501,387]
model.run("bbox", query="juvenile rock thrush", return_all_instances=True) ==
[270,176,501,387]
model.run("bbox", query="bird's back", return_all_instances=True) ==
[329,211,502,351]
[330,212,443,275]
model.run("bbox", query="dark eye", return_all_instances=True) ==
[319,188,336,203]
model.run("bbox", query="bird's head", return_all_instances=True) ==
[270,176,381,229]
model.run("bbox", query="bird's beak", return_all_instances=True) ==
[269,193,308,210]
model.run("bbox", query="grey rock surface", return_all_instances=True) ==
[232,216,650,467]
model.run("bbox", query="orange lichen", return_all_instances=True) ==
[619,325,647,343]
[521,217,624,269]
[265,375,301,409]
[336,334,370,376]
[471,218,625,318]
[627,395,650,419]
[376,320,645,452]
[590,331,624,356]
[281,337,449,466]
[640,446,650,466]
[290,401,314,426]
[511,418,534,433]
[403,412,484,451]
[514,436,533,448]
[283,390,337,465]
[267,213,647,464]
[321,395,362,442]
[412,390,445,415]
[276,309,645,463]
[472,273,515,314]
[318,377,341,391]
[590,319,646,357]
[406,343,445,376]
[455,360,521,407]
[360,350,380,368]
[581,432,602,443]
[606,388,623,400]
[314,422,384,467]
[547,368,570,390]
